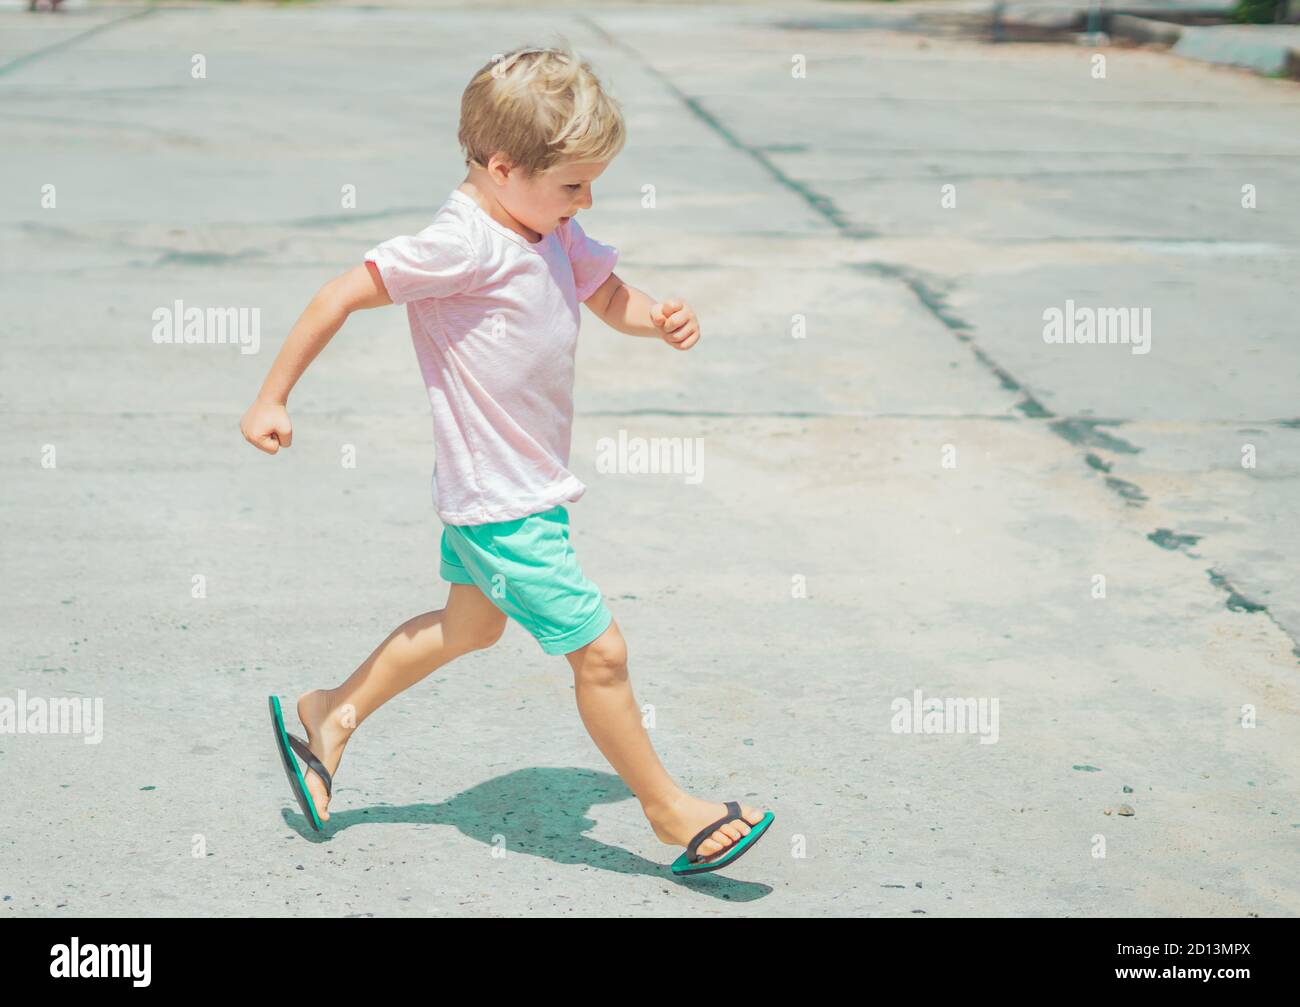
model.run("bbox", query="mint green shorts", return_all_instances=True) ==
[439,504,613,656]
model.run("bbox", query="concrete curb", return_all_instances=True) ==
[1109,12,1187,45]
[1169,24,1300,77]
[997,5,1300,80]
[1106,16,1300,78]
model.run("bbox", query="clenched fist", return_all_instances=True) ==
[650,298,700,351]
[240,397,294,454]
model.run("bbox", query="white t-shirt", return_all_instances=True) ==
[364,189,619,526]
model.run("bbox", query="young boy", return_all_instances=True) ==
[244,44,773,875]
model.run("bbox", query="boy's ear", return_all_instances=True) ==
[486,152,516,184]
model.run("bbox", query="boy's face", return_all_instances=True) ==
[496,157,610,238]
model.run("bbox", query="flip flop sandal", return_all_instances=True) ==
[670,800,775,876]
[268,695,331,831]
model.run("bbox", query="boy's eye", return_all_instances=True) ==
[565,183,582,190]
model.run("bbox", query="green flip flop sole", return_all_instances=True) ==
[268,695,331,832]
[670,802,774,876]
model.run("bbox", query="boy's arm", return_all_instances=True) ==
[255,263,391,404]
[584,272,700,350]
[239,263,392,453]
[583,272,657,337]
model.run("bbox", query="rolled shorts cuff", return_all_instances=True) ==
[437,506,612,656]
[536,601,613,656]
[439,550,476,585]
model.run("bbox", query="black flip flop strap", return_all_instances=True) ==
[287,733,333,797]
[685,800,742,862]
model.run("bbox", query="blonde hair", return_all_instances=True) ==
[459,40,626,178]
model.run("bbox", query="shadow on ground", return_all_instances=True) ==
[276,766,774,900]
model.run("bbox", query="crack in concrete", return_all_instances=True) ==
[1133,539,1292,655]
[1149,529,1203,553]
[576,409,1017,419]
[589,13,1298,659]
[0,7,156,79]
[1104,476,1149,507]
[153,249,262,267]
[1207,569,1268,614]
[864,266,1295,653]
[579,15,872,239]
[1048,419,1142,455]
[1207,569,1299,660]
[853,261,1053,419]
[287,207,440,229]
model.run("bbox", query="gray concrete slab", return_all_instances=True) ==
[1,1,1297,917]
[1174,24,1300,77]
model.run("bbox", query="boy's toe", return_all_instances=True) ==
[304,769,330,820]
[700,829,736,859]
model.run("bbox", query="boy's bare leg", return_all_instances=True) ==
[564,618,768,862]
[293,582,507,822]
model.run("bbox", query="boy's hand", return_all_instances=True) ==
[650,298,700,351]
[240,396,293,454]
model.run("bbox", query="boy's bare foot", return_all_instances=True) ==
[294,689,355,823]
[645,793,768,863]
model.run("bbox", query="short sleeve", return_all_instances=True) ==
[562,217,619,302]
[364,223,478,304]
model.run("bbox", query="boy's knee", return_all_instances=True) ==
[575,626,627,682]
[452,614,506,653]
[469,617,507,651]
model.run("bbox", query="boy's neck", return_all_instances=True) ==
[457,173,543,243]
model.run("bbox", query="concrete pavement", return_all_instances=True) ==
[2,1,1298,916]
